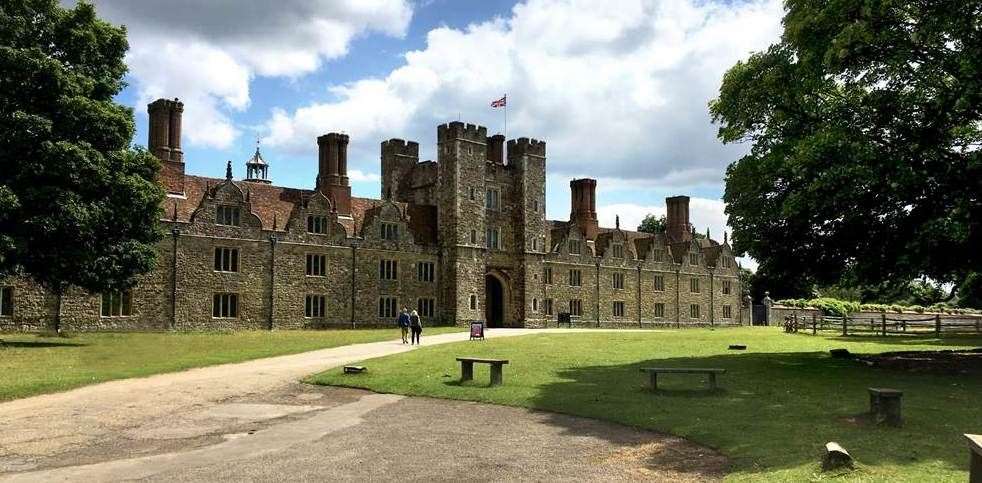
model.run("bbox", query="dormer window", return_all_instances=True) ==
[568,240,582,255]
[216,205,240,226]
[689,253,699,265]
[307,215,329,234]
[612,244,624,258]
[380,222,399,241]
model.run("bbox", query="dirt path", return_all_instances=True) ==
[0,328,726,481]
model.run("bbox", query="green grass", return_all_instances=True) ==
[308,327,982,482]
[0,327,462,401]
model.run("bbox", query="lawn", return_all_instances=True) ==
[309,327,982,482]
[0,326,462,401]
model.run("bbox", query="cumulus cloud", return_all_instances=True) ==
[265,0,783,187]
[77,0,412,148]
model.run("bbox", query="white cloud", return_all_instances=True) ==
[265,0,784,188]
[348,169,382,182]
[78,0,413,148]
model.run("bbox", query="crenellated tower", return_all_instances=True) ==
[380,139,419,202]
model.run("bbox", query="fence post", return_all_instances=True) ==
[812,314,817,335]
[881,314,887,337]
[935,314,941,336]
[842,316,848,336]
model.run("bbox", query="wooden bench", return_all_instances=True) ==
[639,367,725,390]
[966,434,981,483]
[457,357,509,386]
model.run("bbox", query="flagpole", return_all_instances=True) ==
[503,94,507,161]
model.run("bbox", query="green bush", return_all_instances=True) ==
[909,305,926,313]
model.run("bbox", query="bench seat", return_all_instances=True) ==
[457,357,508,386]
[639,367,725,390]
[456,357,509,364]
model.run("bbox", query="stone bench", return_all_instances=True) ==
[457,357,509,386]
[966,434,981,483]
[639,367,726,390]
[868,387,903,427]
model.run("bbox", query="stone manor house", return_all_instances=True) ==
[0,98,742,331]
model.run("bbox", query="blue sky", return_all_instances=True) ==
[94,0,784,261]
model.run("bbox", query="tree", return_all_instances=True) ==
[710,0,981,297]
[637,214,706,239]
[0,1,163,331]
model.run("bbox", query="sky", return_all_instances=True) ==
[83,0,786,270]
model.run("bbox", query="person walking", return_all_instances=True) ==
[409,310,422,345]
[397,308,410,344]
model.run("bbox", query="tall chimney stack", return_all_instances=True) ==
[570,178,599,240]
[148,98,185,194]
[666,195,692,243]
[316,133,352,215]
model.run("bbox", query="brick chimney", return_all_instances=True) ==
[316,133,351,215]
[666,195,692,243]
[570,178,599,240]
[486,134,505,164]
[148,98,185,194]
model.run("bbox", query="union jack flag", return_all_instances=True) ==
[491,95,506,108]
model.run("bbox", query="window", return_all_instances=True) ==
[417,298,435,317]
[613,272,625,290]
[653,275,665,292]
[569,269,582,287]
[214,247,239,272]
[380,222,399,241]
[689,253,699,266]
[101,290,132,317]
[653,249,665,262]
[0,286,12,316]
[568,240,581,255]
[720,257,732,268]
[469,187,476,201]
[612,244,624,258]
[532,199,539,212]
[379,260,398,280]
[486,227,500,250]
[417,262,435,282]
[569,299,583,316]
[305,295,326,318]
[306,254,326,277]
[613,301,625,317]
[469,294,477,310]
[216,205,240,226]
[470,229,477,244]
[723,305,733,319]
[485,188,500,210]
[532,298,538,312]
[378,297,398,318]
[307,215,328,234]
[654,303,665,318]
[690,277,700,293]
[690,304,701,319]
[722,280,732,295]
[531,238,538,251]
[213,293,238,318]
[543,299,554,316]
[543,267,553,285]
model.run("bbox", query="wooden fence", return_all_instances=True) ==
[786,312,982,337]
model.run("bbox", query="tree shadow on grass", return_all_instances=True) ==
[823,334,982,348]
[0,340,87,348]
[527,351,977,479]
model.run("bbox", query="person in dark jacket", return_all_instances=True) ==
[397,308,410,344]
[409,310,422,345]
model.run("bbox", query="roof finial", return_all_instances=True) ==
[724,231,728,244]
[226,160,233,180]
[615,215,620,230]
[706,227,711,239]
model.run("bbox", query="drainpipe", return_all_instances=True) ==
[709,268,715,327]
[170,228,180,330]
[637,264,642,328]
[350,245,357,329]
[595,259,601,327]
[268,234,276,331]
[675,268,681,328]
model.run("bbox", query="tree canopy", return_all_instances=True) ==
[0,1,163,310]
[637,214,706,239]
[710,0,981,300]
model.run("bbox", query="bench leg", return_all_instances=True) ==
[490,364,503,386]
[461,362,473,382]
[649,372,658,390]
[708,373,718,390]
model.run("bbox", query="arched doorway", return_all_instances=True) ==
[485,273,507,328]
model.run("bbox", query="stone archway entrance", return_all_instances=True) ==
[485,273,508,328]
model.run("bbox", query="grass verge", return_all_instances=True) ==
[0,326,463,401]
[308,327,982,482]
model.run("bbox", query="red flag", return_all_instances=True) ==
[491,95,506,108]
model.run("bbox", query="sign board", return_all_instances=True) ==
[470,320,485,340]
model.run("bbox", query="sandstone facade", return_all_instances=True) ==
[0,98,742,332]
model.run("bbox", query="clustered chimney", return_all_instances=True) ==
[666,195,692,243]
[316,133,351,216]
[148,98,185,194]
[570,178,599,240]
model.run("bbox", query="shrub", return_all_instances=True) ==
[909,305,926,313]
[888,305,904,313]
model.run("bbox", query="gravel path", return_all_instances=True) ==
[0,328,725,481]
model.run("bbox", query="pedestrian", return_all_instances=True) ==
[410,309,422,345]
[397,307,410,344]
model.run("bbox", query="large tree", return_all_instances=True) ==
[0,1,163,330]
[710,0,981,299]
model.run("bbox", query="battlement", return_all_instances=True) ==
[317,132,349,145]
[438,121,488,143]
[381,138,420,158]
[507,137,546,158]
